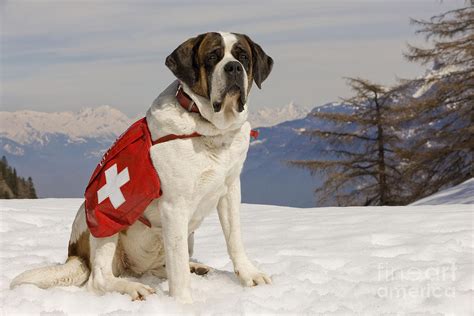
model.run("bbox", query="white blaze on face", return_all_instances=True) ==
[210,32,249,106]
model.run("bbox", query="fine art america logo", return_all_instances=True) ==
[377,263,456,299]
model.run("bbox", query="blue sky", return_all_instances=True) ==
[1,0,466,116]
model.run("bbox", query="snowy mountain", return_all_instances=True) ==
[0,103,308,147]
[1,197,472,314]
[0,107,136,198]
[248,102,310,127]
[0,104,315,201]
[0,105,133,146]
[411,64,463,99]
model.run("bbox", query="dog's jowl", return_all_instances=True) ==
[11,32,273,303]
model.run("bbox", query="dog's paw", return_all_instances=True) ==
[189,262,212,276]
[124,282,156,301]
[176,293,193,304]
[171,289,193,304]
[235,266,272,287]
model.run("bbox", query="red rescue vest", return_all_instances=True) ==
[85,117,258,238]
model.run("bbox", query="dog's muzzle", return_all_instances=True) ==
[213,61,246,113]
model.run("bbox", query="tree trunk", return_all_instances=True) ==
[374,94,387,205]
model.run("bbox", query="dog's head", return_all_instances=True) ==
[165,32,273,129]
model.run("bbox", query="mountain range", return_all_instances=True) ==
[0,65,458,206]
[0,103,316,205]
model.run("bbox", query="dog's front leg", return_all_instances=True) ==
[87,234,156,300]
[161,203,193,303]
[217,179,272,287]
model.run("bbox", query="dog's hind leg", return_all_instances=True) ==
[86,234,156,301]
[187,232,213,276]
[188,232,195,257]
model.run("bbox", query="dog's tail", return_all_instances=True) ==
[10,256,90,289]
[11,203,91,290]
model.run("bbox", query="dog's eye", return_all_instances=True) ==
[239,54,248,61]
[207,53,218,62]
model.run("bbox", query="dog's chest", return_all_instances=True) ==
[149,128,249,210]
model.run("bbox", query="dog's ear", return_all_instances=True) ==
[244,35,273,89]
[165,34,206,87]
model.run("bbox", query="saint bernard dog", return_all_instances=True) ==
[10,32,273,303]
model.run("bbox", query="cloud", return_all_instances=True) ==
[1,0,466,115]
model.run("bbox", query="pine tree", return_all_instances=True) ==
[290,78,409,206]
[0,157,38,199]
[11,168,19,196]
[400,2,474,198]
[27,177,38,199]
[0,156,7,177]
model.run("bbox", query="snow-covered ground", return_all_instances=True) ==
[1,197,473,315]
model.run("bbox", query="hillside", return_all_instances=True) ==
[411,178,474,205]
[1,191,472,314]
[0,156,37,199]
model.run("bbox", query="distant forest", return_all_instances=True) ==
[0,156,37,199]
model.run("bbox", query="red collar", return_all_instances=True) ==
[150,85,202,146]
[176,83,200,113]
[151,83,259,146]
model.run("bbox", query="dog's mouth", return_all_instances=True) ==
[213,84,246,113]
[227,84,241,95]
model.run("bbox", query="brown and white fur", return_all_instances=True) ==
[10,32,273,303]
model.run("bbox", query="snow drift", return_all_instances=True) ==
[1,196,472,315]
[411,178,474,206]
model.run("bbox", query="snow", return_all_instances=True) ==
[412,64,461,98]
[1,199,472,315]
[249,139,266,146]
[2,143,25,156]
[411,178,474,206]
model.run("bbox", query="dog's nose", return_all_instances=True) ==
[224,61,242,77]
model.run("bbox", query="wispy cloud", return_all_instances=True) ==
[1,0,466,115]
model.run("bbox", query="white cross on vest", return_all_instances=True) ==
[97,164,130,209]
